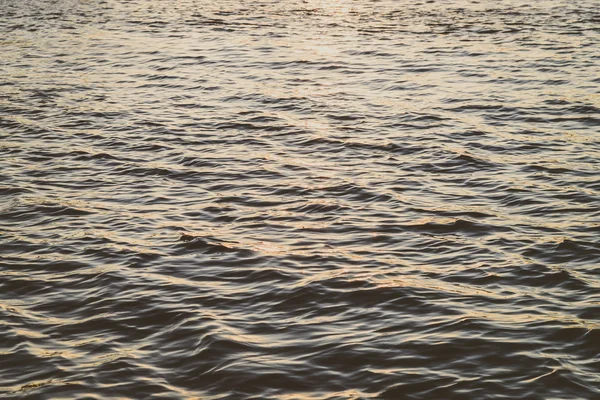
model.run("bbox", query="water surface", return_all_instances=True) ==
[1,0,599,398]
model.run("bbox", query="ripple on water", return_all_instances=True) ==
[1,0,599,398]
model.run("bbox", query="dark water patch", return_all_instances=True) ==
[522,238,600,265]
[0,187,33,196]
[175,235,254,256]
[401,218,511,237]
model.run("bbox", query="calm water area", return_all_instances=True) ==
[1,0,599,398]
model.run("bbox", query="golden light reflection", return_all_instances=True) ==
[279,389,377,400]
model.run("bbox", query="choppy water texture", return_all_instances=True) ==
[1,0,599,398]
